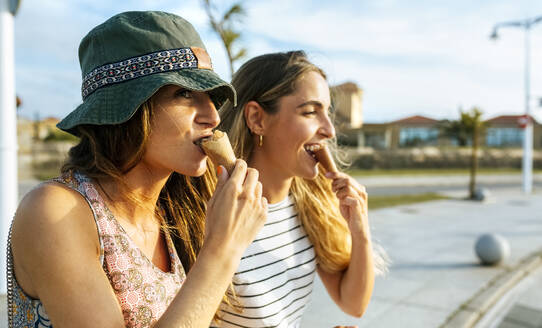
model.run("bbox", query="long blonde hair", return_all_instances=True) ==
[219,51,387,275]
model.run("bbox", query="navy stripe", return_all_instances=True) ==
[264,213,297,226]
[233,256,316,286]
[236,245,313,275]
[241,235,308,260]
[217,305,305,328]
[221,289,312,320]
[267,203,294,214]
[242,280,314,309]
[233,268,316,298]
[276,304,307,327]
[252,225,301,243]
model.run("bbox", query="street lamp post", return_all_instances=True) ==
[0,0,20,294]
[490,16,542,194]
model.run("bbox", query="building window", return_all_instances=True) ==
[486,127,523,147]
[364,132,387,149]
[399,127,439,147]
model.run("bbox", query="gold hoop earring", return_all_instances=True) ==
[259,135,263,147]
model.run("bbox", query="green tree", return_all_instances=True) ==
[440,107,485,199]
[202,0,247,77]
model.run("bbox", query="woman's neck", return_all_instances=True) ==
[97,164,170,225]
[249,152,293,204]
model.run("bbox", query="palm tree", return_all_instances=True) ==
[202,0,247,77]
[440,107,485,199]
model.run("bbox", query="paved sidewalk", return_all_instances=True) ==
[301,189,542,328]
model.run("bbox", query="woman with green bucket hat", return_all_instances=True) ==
[8,11,267,327]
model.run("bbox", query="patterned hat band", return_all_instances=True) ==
[81,46,213,99]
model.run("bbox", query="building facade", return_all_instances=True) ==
[343,114,542,149]
[330,82,363,129]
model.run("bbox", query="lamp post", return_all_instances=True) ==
[1,0,20,294]
[490,16,542,194]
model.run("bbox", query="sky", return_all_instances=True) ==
[12,0,542,123]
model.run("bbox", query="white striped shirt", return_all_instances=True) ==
[213,195,317,328]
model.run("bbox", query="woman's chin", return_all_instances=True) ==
[193,163,209,177]
[176,161,207,177]
[299,165,319,180]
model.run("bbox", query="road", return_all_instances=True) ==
[18,173,542,201]
[357,173,542,196]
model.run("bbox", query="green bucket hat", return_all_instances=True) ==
[57,11,236,135]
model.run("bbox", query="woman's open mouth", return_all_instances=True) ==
[304,143,322,160]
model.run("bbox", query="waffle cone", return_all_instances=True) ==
[201,130,237,174]
[314,146,338,173]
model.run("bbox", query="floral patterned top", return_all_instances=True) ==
[7,171,186,327]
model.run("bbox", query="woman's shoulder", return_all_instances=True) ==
[10,179,108,314]
[12,179,99,257]
[16,179,91,223]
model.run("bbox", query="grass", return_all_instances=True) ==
[368,192,450,210]
[347,167,542,177]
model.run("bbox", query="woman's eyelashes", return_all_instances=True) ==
[302,108,331,117]
[175,89,193,99]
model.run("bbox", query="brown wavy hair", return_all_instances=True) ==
[219,51,388,275]
[61,96,238,320]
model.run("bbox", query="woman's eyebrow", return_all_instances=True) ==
[296,100,324,109]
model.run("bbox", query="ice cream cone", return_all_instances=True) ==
[314,146,338,173]
[201,130,237,174]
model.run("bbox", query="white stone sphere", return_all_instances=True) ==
[475,233,510,265]
[473,188,491,201]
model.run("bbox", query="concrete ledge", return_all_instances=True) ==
[444,310,480,328]
[522,255,542,273]
[439,251,542,328]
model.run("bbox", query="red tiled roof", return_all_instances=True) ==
[484,115,539,125]
[391,115,439,125]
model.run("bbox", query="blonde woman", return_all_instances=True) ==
[8,11,267,327]
[215,51,387,327]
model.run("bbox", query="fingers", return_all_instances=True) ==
[254,177,263,201]
[241,168,260,199]
[223,160,263,210]
[331,176,367,200]
[261,196,268,210]
[260,196,268,220]
[331,178,349,192]
[208,165,227,209]
[214,165,229,193]
[336,186,359,200]
[342,196,360,208]
[229,159,248,185]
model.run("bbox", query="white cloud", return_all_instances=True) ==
[243,0,542,122]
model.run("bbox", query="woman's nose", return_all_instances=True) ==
[320,114,336,139]
[197,93,220,128]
